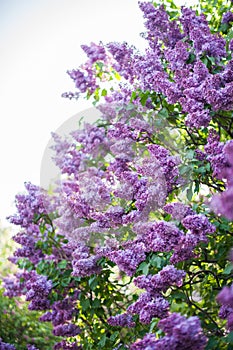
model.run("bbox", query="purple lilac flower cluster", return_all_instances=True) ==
[147,145,180,193]
[11,227,44,264]
[182,214,216,243]
[125,266,185,324]
[134,265,186,293]
[25,272,52,311]
[64,42,114,96]
[40,295,80,339]
[72,244,101,277]
[53,341,82,350]
[163,202,194,221]
[133,207,214,266]
[127,292,169,324]
[64,3,233,129]
[107,313,136,328]
[217,284,233,330]
[222,11,233,24]
[7,182,49,228]
[210,140,233,220]
[130,313,207,350]
[0,339,16,350]
[205,129,233,219]
[205,129,227,179]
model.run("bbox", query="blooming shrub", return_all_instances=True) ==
[0,226,59,349]
[2,0,233,349]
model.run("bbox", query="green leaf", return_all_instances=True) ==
[172,291,186,300]
[114,71,121,80]
[61,277,71,287]
[130,91,138,102]
[137,261,149,275]
[92,298,101,308]
[88,275,98,290]
[194,180,200,193]
[186,53,196,64]
[224,332,233,344]
[98,334,107,347]
[202,57,208,66]
[195,166,206,174]
[158,107,169,119]
[80,298,90,311]
[110,331,119,341]
[187,186,193,201]
[179,165,190,175]
[150,255,162,268]
[57,260,67,269]
[149,319,157,332]
[140,92,149,106]
[186,149,195,160]
[223,263,233,275]
[101,89,107,96]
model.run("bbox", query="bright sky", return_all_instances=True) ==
[0,0,194,228]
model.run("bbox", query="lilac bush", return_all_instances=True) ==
[2,0,233,349]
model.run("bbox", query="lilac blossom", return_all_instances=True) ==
[130,333,158,350]
[182,214,216,242]
[205,129,226,179]
[211,186,233,220]
[40,297,78,327]
[107,313,136,328]
[25,272,52,311]
[217,285,233,307]
[170,233,199,264]
[222,11,233,24]
[165,41,190,70]
[107,42,136,82]
[53,323,81,337]
[229,39,233,51]
[81,42,107,64]
[3,271,29,298]
[217,285,233,330]
[7,182,49,228]
[71,123,110,158]
[72,244,101,277]
[0,339,16,350]
[195,149,206,161]
[67,68,97,94]
[147,144,180,193]
[12,229,44,264]
[134,266,186,294]
[163,202,194,221]
[185,109,211,128]
[139,3,183,48]
[107,242,146,276]
[146,221,183,253]
[128,292,169,323]
[50,132,82,177]
[53,341,82,350]
[209,139,233,220]
[131,313,207,349]
[158,313,207,349]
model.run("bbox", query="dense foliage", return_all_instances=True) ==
[2,0,233,349]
